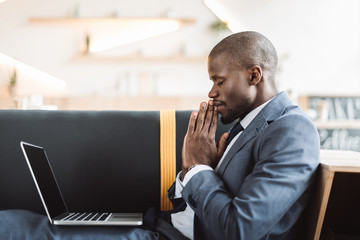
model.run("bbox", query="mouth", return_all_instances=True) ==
[213,100,226,111]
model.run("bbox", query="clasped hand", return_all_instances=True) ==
[181,100,229,181]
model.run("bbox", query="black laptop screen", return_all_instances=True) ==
[22,143,67,219]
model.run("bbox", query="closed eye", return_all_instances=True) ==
[210,75,225,86]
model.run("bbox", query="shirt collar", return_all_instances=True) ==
[239,96,275,129]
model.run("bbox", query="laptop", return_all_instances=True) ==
[20,141,143,226]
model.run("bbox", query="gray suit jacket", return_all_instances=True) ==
[172,92,320,239]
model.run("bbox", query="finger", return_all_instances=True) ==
[196,102,208,133]
[217,132,229,158]
[202,100,214,133]
[187,111,198,134]
[208,103,218,137]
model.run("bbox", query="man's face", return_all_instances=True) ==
[208,53,254,124]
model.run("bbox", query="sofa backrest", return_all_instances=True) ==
[0,110,231,214]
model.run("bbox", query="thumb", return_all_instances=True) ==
[217,132,229,157]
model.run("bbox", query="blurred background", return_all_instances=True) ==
[1,0,360,150]
[0,0,359,111]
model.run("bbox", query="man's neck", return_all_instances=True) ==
[240,95,275,129]
[252,89,278,112]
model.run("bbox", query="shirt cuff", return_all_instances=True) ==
[182,164,213,186]
[174,165,213,198]
[174,171,184,198]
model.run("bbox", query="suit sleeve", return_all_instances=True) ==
[168,181,187,213]
[181,114,320,239]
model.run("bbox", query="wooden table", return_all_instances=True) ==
[308,150,360,239]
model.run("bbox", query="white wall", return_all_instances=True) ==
[223,0,360,95]
[0,0,360,99]
[0,0,219,98]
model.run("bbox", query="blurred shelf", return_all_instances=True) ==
[314,120,360,129]
[73,54,208,64]
[29,17,196,26]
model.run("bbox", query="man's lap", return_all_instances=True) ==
[0,209,160,240]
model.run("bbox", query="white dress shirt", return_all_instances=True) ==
[171,98,273,239]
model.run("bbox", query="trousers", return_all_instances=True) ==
[0,209,189,240]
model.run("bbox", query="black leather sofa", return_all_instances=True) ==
[0,110,231,215]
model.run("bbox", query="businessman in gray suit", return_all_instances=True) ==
[0,31,319,240]
[169,31,320,239]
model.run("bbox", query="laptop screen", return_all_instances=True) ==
[21,142,67,219]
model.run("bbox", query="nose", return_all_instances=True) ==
[208,84,219,99]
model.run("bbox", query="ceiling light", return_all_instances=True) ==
[203,0,245,32]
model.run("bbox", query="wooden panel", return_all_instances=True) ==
[306,150,360,239]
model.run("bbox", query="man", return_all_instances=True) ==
[169,31,320,239]
[0,31,319,240]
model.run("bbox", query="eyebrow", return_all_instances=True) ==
[210,75,224,81]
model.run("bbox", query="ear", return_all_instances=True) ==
[249,66,263,86]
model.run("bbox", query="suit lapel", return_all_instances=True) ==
[216,92,293,176]
[217,116,268,176]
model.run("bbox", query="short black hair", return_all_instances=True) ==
[209,31,278,84]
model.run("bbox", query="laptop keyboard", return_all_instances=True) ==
[62,212,110,221]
